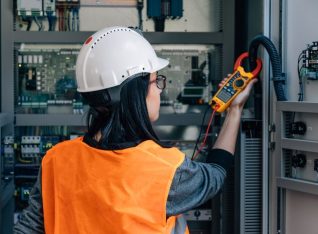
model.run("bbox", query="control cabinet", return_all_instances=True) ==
[1,0,237,233]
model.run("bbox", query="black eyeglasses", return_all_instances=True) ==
[151,74,167,90]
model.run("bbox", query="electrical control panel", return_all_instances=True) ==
[302,41,318,80]
[15,0,80,31]
[1,136,15,182]
[284,150,318,183]
[12,132,81,214]
[16,46,83,114]
[147,0,183,18]
[283,112,318,183]
[156,48,214,108]
[15,46,217,114]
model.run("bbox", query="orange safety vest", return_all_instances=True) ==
[41,137,190,234]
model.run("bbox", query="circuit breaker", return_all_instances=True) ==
[17,0,43,16]
[43,0,56,15]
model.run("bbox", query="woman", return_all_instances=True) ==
[14,26,257,234]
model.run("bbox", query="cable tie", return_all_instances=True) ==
[272,73,286,83]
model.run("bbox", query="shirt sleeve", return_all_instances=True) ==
[166,148,234,216]
[14,168,45,234]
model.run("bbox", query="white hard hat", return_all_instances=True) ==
[76,26,169,92]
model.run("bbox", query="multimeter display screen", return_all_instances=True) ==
[216,89,232,102]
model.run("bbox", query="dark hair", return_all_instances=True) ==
[81,73,166,150]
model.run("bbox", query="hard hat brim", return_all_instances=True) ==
[155,57,169,72]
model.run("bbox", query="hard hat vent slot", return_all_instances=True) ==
[90,28,131,50]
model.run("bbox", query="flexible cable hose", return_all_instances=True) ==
[248,35,287,101]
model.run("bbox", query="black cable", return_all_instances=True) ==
[297,51,304,102]
[292,50,305,123]
[67,9,71,31]
[191,105,211,159]
[47,11,53,31]
[248,35,287,101]
[137,0,144,30]
[71,8,75,31]
[26,18,32,31]
[33,16,43,31]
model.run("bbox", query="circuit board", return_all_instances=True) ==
[16,48,82,114]
[156,49,212,106]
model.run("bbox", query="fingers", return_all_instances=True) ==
[218,74,232,88]
[218,76,258,93]
[218,82,225,88]
[242,78,258,95]
[228,77,258,109]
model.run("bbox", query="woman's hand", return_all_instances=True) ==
[218,75,258,111]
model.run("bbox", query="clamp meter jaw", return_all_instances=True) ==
[210,52,262,113]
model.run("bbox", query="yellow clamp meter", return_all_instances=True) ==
[210,52,262,113]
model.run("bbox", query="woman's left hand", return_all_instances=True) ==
[218,75,258,111]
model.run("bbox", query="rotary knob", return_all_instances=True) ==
[234,79,244,88]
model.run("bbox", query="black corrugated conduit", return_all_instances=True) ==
[248,35,287,101]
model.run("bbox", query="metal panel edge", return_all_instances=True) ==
[0,113,14,127]
[15,113,211,126]
[15,114,86,126]
[277,178,318,196]
[13,32,224,45]
[277,101,318,113]
[281,138,318,153]
[267,0,281,233]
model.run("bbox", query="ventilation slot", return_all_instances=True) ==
[241,136,262,233]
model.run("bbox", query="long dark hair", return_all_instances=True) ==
[81,73,166,150]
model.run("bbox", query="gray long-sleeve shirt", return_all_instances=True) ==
[14,147,233,233]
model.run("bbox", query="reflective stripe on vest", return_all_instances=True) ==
[42,138,187,233]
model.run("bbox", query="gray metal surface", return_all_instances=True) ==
[274,108,288,234]
[0,181,14,234]
[15,114,87,126]
[277,101,318,113]
[15,113,212,126]
[222,0,235,77]
[271,0,288,232]
[277,178,318,196]
[281,138,318,153]
[262,0,272,232]
[1,181,14,210]
[14,31,224,44]
[1,0,14,114]
[0,114,13,127]
[275,100,318,234]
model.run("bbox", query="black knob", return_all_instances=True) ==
[194,210,201,217]
[292,154,307,168]
[234,79,244,88]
